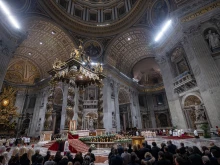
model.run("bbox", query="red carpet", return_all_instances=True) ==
[43,133,88,153]
[163,135,194,139]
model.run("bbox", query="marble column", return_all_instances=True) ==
[146,94,157,128]
[182,28,220,128]
[29,90,44,136]
[60,83,68,131]
[157,56,187,129]
[103,78,113,132]
[114,83,121,132]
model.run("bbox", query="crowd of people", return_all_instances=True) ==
[108,141,220,165]
[0,145,96,165]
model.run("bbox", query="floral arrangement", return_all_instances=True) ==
[79,134,116,142]
[114,139,132,143]
[55,138,67,143]
[90,144,96,150]
[69,131,78,135]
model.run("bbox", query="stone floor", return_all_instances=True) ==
[8,136,220,165]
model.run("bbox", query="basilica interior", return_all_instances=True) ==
[0,0,220,139]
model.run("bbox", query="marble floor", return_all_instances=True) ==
[7,136,220,165]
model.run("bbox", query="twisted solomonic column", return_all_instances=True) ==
[97,84,104,128]
[65,79,75,129]
[77,89,84,130]
[44,84,56,131]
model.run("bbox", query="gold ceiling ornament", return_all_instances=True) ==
[2,99,10,107]
[0,87,19,130]
[49,39,105,90]
[52,58,67,70]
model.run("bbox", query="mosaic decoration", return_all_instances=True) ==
[84,40,103,59]
[151,0,169,26]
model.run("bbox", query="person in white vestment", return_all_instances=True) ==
[194,129,199,138]
[181,129,184,136]
[169,130,172,136]
[177,130,181,137]
[64,140,69,155]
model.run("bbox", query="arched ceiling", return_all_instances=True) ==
[5,58,41,85]
[132,58,162,87]
[106,28,154,76]
[11,18,76,80]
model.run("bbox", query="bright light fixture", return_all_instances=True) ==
[40,42,43,45]
[128,37,131,41]
[91,62,97,66]
[155,20,172,42]
[51,31,56,34]
[0,1,20,29]
[28,52,32,56]
[82,62,85,65]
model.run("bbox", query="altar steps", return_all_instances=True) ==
[42,140,56,148]
[69,139,89,153]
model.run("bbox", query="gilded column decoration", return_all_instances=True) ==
[97,84,104,128]
[44,81,57,131]
[77,89,84,130]
[65,79,75,129]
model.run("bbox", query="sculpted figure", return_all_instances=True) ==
[206,30,220,49]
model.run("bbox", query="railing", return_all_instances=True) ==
[83,100,98,105]
[173,72,197,93]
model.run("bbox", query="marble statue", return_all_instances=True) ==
[206,30,220,49]
[195,104,206,121]
[89,118,94,130]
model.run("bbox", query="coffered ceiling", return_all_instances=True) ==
[6,18,76,84]
[106,28,154,76]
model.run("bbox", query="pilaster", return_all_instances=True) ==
[182,26,220,128]
[157,56,187,129]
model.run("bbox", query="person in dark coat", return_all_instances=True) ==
[88,148,96,162]
[66,151,73,162]
[151,142,160,161]
[43,151,51,164]
[128,144,133,154]
[210,142,220,153]
[145,141,151,151]
[179,143,186,155]
[118,144,124,156]
[157,151,172,165]
[20,153,30,165]
[128,153,139,165]
[164,146,173,164]
[202,156,212,165]
[204,150,219,165]
[73,152,83,165]
[139,143,150,160]
[188,147,203,165]
[58,156,69,165]
[167,141,177,154]
[32,149,42,165]
[54,151,62,164]
[35,156,44,165]
[110,149,123,165]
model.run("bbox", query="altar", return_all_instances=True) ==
[131,136,145,146]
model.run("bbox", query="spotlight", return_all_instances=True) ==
[0,0,20,29]
[155,20,172,42]
[128,37,131,41]
[82,62,85,65]
[51,31,56,34]
[40,42,43,45]
[28,52,32,56]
